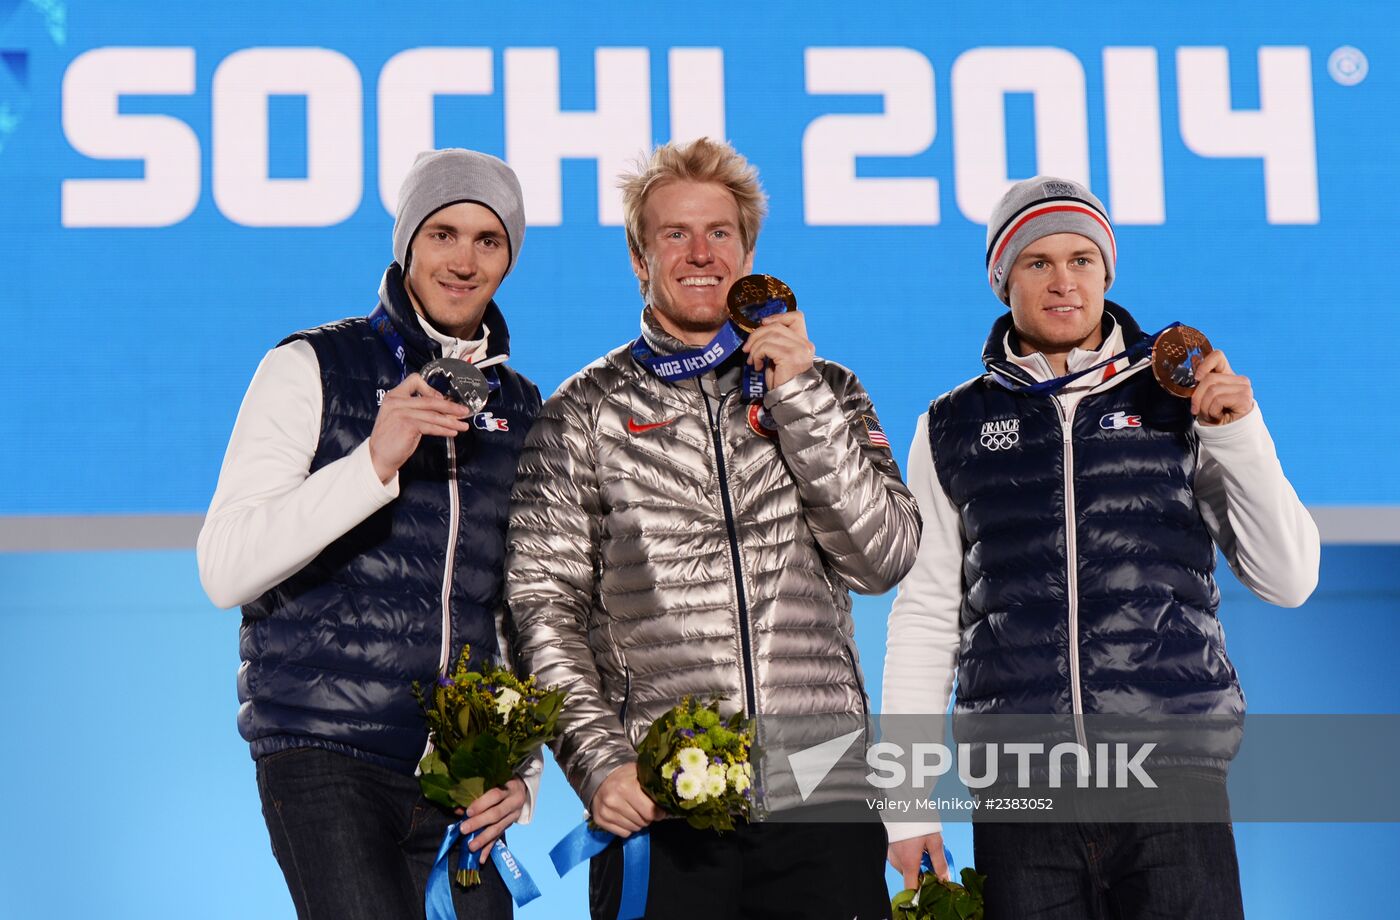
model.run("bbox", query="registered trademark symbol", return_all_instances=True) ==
[1328,46,1368,86]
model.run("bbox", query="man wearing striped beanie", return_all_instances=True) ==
[881,176,1319,918]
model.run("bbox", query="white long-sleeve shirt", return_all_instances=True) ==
[882,329,1320,842]
[197,316,541,821]
[199,320,494,606]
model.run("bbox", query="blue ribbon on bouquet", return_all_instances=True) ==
[425,823,541,920]
[550,822,651,920]
[919,845,960,881]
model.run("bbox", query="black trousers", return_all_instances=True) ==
[256,747,511,920]
[973,770,1245,920]
[589,817,891,920]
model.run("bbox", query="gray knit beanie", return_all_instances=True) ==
[985,176,1115,305]
[393,148,525,275]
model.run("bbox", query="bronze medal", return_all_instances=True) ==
[420,357,490,415]
[727,274,796,333]
[1151,325,1213,398]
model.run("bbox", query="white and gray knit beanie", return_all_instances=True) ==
[392,148,525,275]
[985,176,1115,305]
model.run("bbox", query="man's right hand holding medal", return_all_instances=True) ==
[1151,325,1255,426]
[1189,349,1255,426]
[368,373,475,484]
[741,309,817,390]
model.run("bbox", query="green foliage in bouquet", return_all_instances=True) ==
[891,866,987,920]
[412,645,567,884]
[634,696,755,833]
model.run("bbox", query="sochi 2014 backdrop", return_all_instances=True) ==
[1,2,1396,918]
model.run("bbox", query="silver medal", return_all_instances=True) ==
[420,357,490,416]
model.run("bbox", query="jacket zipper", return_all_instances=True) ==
[1052,362,1149,763]
[844,646,869,723]
[618,665,632,725]
[439,435,462,677]
[1054,398,1090,755]
[419,433,463,765]
[702,388,758,717]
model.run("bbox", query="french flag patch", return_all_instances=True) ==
[1100,411,1142,430]
[862,414,890,448]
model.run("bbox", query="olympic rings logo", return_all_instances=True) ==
[980,430,1020,451]
[980,419,1021,451]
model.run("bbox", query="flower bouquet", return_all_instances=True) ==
[413,644,567,887]
[549,697,755,919]
[891,864,987,920]
[635,696,756,831]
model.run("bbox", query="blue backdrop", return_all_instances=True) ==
[1,1,1396,917]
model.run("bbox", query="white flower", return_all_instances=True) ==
[494,686,522,721]
[705,771,727,798]
[675,770,704,801]
[708,763,727,781]
[661,761,676,780]
[728,762,752,793]
[677,747,707,773]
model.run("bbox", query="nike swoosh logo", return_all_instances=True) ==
[627,416,677,435]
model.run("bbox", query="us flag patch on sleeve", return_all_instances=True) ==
[861,414,890,448]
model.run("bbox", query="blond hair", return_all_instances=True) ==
[619,138,768,297]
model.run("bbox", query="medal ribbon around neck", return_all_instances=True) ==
[369,303,502,398]
[630,282,795,397]
[1007,321,1182,396]
[629,295,789,402]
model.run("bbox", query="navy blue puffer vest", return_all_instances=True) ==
[929,304,1243,764]
[237,265,541,773]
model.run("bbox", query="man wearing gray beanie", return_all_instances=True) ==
[198,148,541,919]
[882,176,1319,918]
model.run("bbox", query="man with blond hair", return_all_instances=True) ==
[507,137,920,918]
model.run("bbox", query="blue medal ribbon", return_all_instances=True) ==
[736,297,789,407]
[425,823,541,920]
[744,361,769,401]
[369,303,409,381]
[1005,322,1180,396]
[550,823,650,920]
[369,304,499,393]
[630,323,744,384]
[631,298,789,424]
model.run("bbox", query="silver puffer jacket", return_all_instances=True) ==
[506,317,921,810]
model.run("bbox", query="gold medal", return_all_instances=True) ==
[1151,325,1213,398]
[727,274,796,333]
